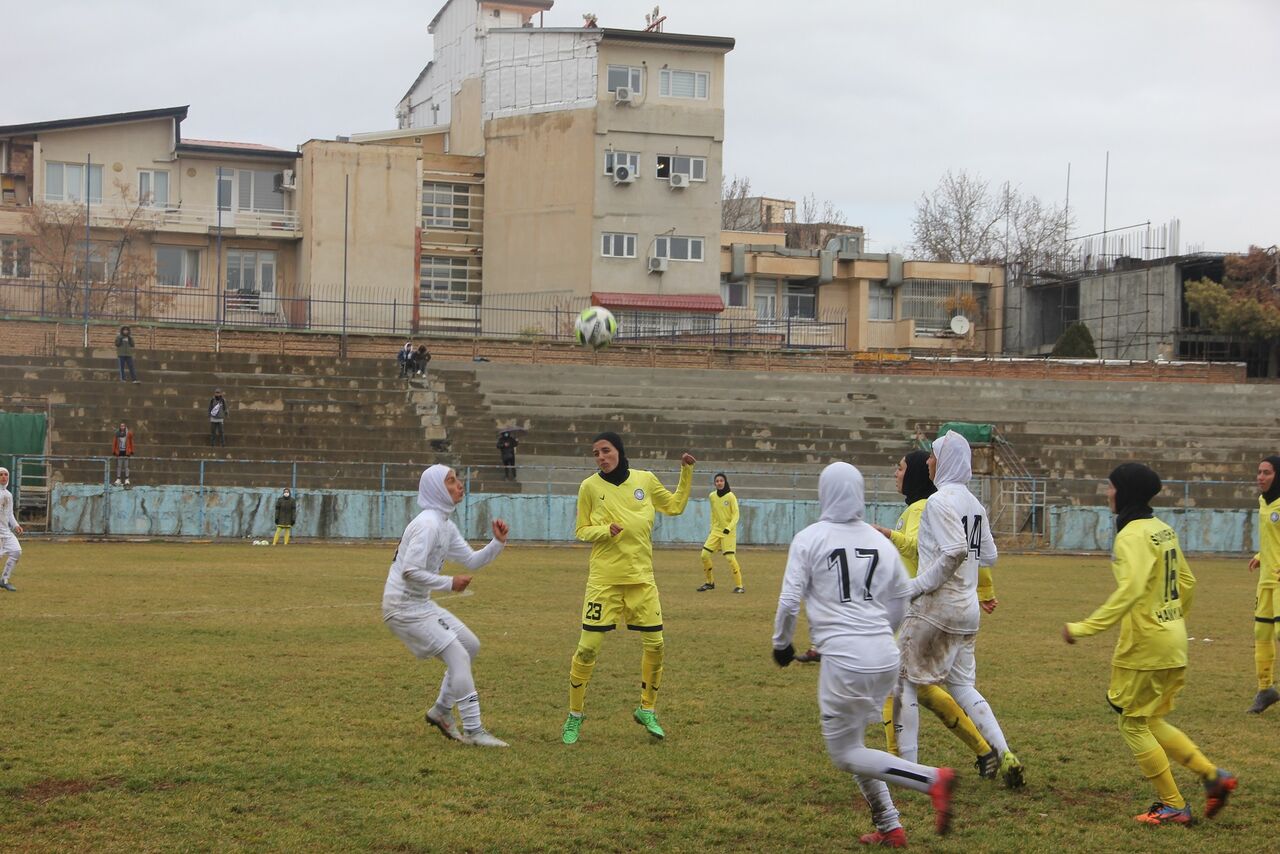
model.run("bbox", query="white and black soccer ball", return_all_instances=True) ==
[574,306,619,349]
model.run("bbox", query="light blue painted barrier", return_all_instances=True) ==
[1049,506,1258,554]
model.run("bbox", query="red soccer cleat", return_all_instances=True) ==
[928,767,956,835]
[1204,769,1238,819]
[858,827,907,848]
[1133,802,1192,826]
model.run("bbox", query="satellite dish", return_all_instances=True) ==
[949,315,971,336]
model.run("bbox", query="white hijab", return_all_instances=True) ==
[818,461,865,523]
[932,431,973,487]
[417,464,457,514]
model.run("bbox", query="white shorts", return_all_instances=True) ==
[384,601,467,660]
[0,530,19,556]
[818,662,897,743]
[898,616,976,686]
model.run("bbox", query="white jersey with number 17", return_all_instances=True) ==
[911,483,997,634]
[773,520,913,673]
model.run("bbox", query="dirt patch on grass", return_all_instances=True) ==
[17,775,124,803]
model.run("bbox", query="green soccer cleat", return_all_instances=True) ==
[999,750,1025,788]
[561,714,583,745]
[633,707,665,739]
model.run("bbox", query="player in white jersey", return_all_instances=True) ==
[773,462,956,846]
[897,431,1024,787]
[382,464,510,747]
[0,468,23,592]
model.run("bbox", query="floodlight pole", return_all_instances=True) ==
[83,153,91,347]
[341,173,349,358]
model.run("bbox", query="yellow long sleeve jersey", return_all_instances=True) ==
[1067,517,1195,670]
[1254,495,1280,589]
[888,498,993,596]
[576,465,693,585]
[709,490,739,535]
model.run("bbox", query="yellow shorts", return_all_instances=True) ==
[581,580,663,633]
[702,532,738,554]
[1256,586,1280,622]
[1107,666,1185,718]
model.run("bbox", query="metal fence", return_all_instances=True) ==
[0,279,849,349]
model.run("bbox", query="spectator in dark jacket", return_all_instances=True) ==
[111,421,135,487]
[497,431,519,480]
[410,345,431,377]
[273,487,296,545]
[115,326,139,383]
[209,390,228,446]
[397,342,414,378]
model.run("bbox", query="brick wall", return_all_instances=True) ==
[0,317,1249,384]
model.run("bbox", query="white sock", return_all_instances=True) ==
[896,681,920,763]
[949,684,1009,755]
[457,691,482,733]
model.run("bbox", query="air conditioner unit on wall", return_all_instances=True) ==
[647,256,668,273]
[612,164,635,184]
[275,169,296,191]
[668,173,689,189]
[615,87,635,104]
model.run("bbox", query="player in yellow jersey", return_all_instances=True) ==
[562,431,695,744]
[872,451,997,775]
[1246,455,1280,714]
[1064,463,1237,826]
[698,473,744,593]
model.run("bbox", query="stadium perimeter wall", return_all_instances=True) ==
[50,485,1259,554]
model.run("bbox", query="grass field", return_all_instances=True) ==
[0,542,1276,853]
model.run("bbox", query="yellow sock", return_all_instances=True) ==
[569,632,602,715]
[727,554,743,588]
[1150,718,1217,780]
[1135,747,1185,809]
[882,695,898,755]
[1255,639,1275,691]
[272,527,282,545]
[918,684,991,756]
[283,526,291,545]
[700,551,714,584]
[640,634,664,710]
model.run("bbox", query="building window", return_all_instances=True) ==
[0,236,31,278]
[721,279,747,308]
[659,69,709,99]
[420,255,480,303]
[422,182,473,229]
[785,284,817,320]
[155,246,200,288]
[226,169,285,213]
[754,278,779,320]
[138,170,170,207]
[74,243,122,283]
[655,155,706,181]
[901,278,972,331]
[601,232,637,258]
[226,249,276,295]
[869,282,894,321]
[606,65,644,94]
[604,150,640,176]
[44,162,103,203]
[654,235,704,262]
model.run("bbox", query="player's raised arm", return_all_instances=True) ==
[444,519,507,570]
[651,453,695,516]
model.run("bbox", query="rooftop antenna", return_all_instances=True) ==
[644,6,666,31]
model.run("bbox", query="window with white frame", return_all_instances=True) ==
[138,169,170,207]
[659,69,709,99]
[604,150,640,176]
[606,65,644,94]
[720,279,747,308]
[655,154,706,181]
[74,242,122,283]
[0,236,31,278]
[225,249,276,294]
[44,161,103,203]
[236,169,285,213]
[601,232,637,258]
[422,182,474,229]
[155,246,200,288]
[784,284,817,320]
[654,235,704,262]
[868,282,894,321]
[754,278,779,320]
[420,255,480,303]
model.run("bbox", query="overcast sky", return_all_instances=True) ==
[9,0,1277,253]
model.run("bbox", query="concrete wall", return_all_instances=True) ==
[1050,506,1258,554]
[1077,264,1180,360]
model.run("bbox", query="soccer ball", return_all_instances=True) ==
[575,306,618,349]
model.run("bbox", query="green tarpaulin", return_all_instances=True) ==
[937,421,994,445]
[0,411,48,504]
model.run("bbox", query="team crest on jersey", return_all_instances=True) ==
[634,488,645,501]
[1271,511,1279,523]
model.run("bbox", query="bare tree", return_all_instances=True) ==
[787,193,851,250]
[721,174,758,231]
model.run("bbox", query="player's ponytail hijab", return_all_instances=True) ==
[901,451,936,505]
[1109,462,1161,533]
[417,464,457,514]
[1261,455,1280,505]
[932,431,972,487]
[819,461,865,523]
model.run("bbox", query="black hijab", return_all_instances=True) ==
[1262,456,1280,505]
[592,431,630,486]
[1110,463,1161,533]
[901,451,937,506]
[714,472,731,497]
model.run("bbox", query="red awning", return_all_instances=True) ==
[591,291,724,313]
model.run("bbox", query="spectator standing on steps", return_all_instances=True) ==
[208,389,228,447]
[110,421,135,487]
[397,342,414,378]
[497,431,519,480]
[115,326,139,383]
[273,487,296,545]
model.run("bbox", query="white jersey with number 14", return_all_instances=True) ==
[911,483,997,634]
